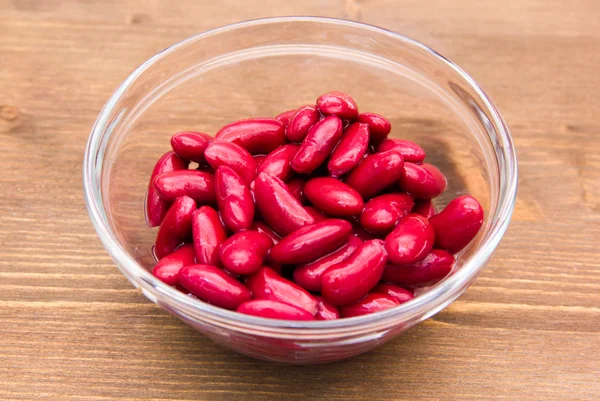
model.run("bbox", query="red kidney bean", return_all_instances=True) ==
[153,170,215,204]
[399,162,447,199]
[412,199,437,219]
[291,115,343,174]
[219,230,273,275]
[215,117,286,154]
[257,144,299,182]
[327,122,370,177]
[304,206,327,222]
[351,224,373,241]
[286,178,307,205]
[152,244,196,286]
[204,141,257,184]
[321,239,387,306]
[383,249,455,287]
[179,264,251,310]
[192,206,226,266]
[237,300,315,320]
[253,154,267,167]
[251,221,282,244]
[316,91,359,120]
[275,108,298,126]
[359,193,415,234]
[270,219,353,264]
[339,293,399,318]
[293,236,362,292]
[376,139,426,163]
[385,214,434,265]
[303,177,364,218]
[344,149,405,199]
[429,195,484,253]
[154,196,196,259]
[246,267,318,315]
[286,106,320,142]
[314,296,340,320]
[372,283,414,304]
[356,113,391,143]
[215,166,254,232]
[170,131,212,163]
[146,151,188,227]
[253,173,315,236]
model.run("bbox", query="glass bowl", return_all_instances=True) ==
[83,17,517,364]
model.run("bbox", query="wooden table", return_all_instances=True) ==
[1,1,599,399]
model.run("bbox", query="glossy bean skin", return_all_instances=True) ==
[356,113,391,143]
[316,91,359,120]
[291,115,343,174]
[153,170,215,204]
[383,249,455,287]
[339,293,399,318]
[214,166,254,232]
[303,177,364,217]
[192,206,227,266]
[372,283,414,304]
[204,141,257,184]
[275,108,298,126]
[286,178,307,205]
[219,230,273,275]
[293,236,362,292]
[246,267,318,315]
[359,193,415,234]
[237,300,315,321]
[321,239,388,306]
[385,214,434,265]
[257,144,299,182]
[344,149,405,199]
[398,162,447,199]
[270,219,353,265]
[152,244,196,286]
[429,195,484,253]
[170,131,212,163]
[146,151,188,227]
[327,122,370,177]
[304,206,327,222]
[253,154,267,167]
[154,196,196,259]
[412,199,437,219]
[215,118,286,154]
[376,139,426,163]
[253,173,315,236]
[179,264,251,310]
[286,106,320,142]
[251,221,282,244]
[315,296,340,320]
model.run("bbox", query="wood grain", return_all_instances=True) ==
[1,0,599,399]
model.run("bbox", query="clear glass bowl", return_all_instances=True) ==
[83,17,517,364]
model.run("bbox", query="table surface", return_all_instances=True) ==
[1,1,599,400]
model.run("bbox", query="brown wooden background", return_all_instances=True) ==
[1,1,599,400]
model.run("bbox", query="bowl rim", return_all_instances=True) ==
[83,16,517,331]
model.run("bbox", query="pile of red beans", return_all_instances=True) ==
[146,91,484,321]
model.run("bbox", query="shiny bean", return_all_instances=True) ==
[286,178,307,205]
[293,236,362,292]
[385,214,434,265]
[376,139,426,163]
[236,299,315,321]
[356,113,391,143]
[152,244,196,286]
[170,131,212,163]
[270,219,353,265]
[398,162,447,199]
[246,267,318,315]
[275,108,298,126]
[192,206,227,266]
[327,122,370,176]
[304,206,327,222]
[291,115,343,174]
[254,173,315,236]
[219,230,273,275]
[215,166,254,232]
[316,91,359,120]
[251,221,282,244]
[154,196,196,259]
[253,154,267,167]
[412,199,437,219]
[382,249,455,287]
[146,151,188,227]
[339,293,399,318]
[372,283,414,304]
[429,195,484,253]
[204,141,257,184]
[359,193,414,234]
[257,144,299,182]
[314,296,340,320]
[321,239,388,306]
[303,177,364,217]
[215,117,286,154]
[344,149,405,199]
[286,106,320,142]
[153,170,215,204]
[179,264,251,310]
